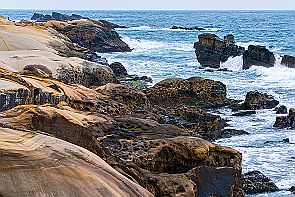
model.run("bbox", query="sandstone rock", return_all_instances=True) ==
[281,55,295,68]
[0,127,152,197]
[275,105,288,114]
[274,108,295,128]
[109,62,128,78]
[146,77,228,109]
[243,45,275,69]
[194,33,245,68]
[242,171,279,194]
[235,91,279,110]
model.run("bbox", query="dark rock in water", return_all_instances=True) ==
[31,13,45,20]
[109,62,128,78]
[234,91,279,110]
[243,45,275,69]
[290,186,295,193]
[194,33,245,68]
[275,105,288,114]
[145,77,228,109]
[31,12,87,22]
[274,108,295,128]
[281,55,295,68]
[220,129,250,139]
[171,25,205,31]
[189,166,244,197]
[242,170,279,194]
[232,110,256,116]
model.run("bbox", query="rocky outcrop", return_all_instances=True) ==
[146,77,228,109]
[275,105,288,114]
[194,33,245,68]
[31,12,87,22]
[274,108,295,128]
[0,127,152,197]
[109,62,128,78]
[243,45,275,69]
[171,26,205,31]
[242,171,279,194]
[281,55,295,68]
[233,91,279,110]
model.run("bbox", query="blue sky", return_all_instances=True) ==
[2,0,295,10]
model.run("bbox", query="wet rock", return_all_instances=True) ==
[235,91,279,110]
[243,45,275,69]
[242,170,279,194]
[145,77,228,109]
[274,108,295,128]
[189,166,244,197]
[109,62,128,78]
[289,186,295,193]
[219,129,249,139]
[232,110,256,116]
[194,33,245,68]
[275,105,288,114]
[171,25,205,31]
[281,55,295,68]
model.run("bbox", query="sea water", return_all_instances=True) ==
[2,10,295,196]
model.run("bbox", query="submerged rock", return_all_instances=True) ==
[275,105,288,114]
[219,129,249,139]
[243,45,275,69]
[232,110,256,116]
[274,108,295,128]
[234,91,279,110]
[281,55,295,68]
[242,171,279,194]
[194,33,245,68]
[171,25,205,30]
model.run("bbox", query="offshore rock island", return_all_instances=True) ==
[0,12,294,197]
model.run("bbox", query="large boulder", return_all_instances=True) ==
[242,171,279,194]
[0,127,152,197]
[281,55,295,68]
[194,33,245,68]
[234,91,279,110]
[243,45,275,69]
[274,108,295,128]
[145,77,228,109]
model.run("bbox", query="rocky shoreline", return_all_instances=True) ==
[0,12,292,196]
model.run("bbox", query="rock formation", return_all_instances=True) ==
[171,26,205,30]
[281,55,295,68]
[194,33,245,68]
[243,45,276,69]
[274,108,295,128]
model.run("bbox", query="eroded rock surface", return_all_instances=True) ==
[281,55,295,68]
[243,45,275,69]
[274,108,295,128]
[194,33,245,68]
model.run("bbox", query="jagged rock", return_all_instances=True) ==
[289,186,295,193]
[274,108,295,128]
[242,171,279,194]
[281,55,295,68]
[0,127,152,197]
[171,26,205,30]
[275,105,288,114]
[145,77,228,109]
[243,45,275,69]
[194,33,245,68]
[234,91,279,110]
[189,166,244,197]
[31,12,87,22]
[109,62,128,78]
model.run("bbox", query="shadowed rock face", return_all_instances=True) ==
[194,33,245,68]
[0,127,153,197]
[274,108,295,128]
[243,45,275,69]
[281,55,295,68]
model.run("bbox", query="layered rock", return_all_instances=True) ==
[243,45,275,69]
[145,77,228,109]
[194,33,245,68]
[281,55,295,68]
[233,91,279,110]
[242,171,279,194]
[0,127,152,197]
[274,108,295,128]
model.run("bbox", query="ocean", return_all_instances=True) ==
[1,9,295,196]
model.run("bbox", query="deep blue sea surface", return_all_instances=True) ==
[1,10,295,196]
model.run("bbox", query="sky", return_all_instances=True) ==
[1,0,295,10]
